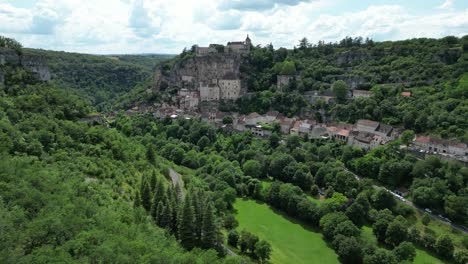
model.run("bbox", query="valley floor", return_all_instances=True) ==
[234,198,339,264]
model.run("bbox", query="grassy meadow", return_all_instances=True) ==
[234,198,339,264]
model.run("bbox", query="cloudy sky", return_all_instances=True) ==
[0,0,467,54]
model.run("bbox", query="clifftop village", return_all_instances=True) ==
[125,36,468,164]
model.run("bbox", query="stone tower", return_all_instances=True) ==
[245,34,252,48]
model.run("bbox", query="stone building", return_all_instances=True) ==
[218,72,241,100]
[198,72,241,102]
[225,35,251,53]
[199,82,220,101]
[413,135,468,156]
[195,35,251,56]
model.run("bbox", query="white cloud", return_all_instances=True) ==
[437,0,454,10]
[0,0,467,54]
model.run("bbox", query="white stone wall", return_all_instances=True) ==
[200,85,220,101]
[219,79,241,99]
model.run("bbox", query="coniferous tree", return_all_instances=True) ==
[150,170,158,191]
[178,195,196,250]
[146,144,156,164]
[134,190,142,208]
[154,179,165,203]
[155,201,164,226]
[160,199,173,231]
[201,202,217,249]
[191,191,203,244]
[141,181,152,212]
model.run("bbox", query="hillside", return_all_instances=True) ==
[153,35,468,142]
[23,49,171,111]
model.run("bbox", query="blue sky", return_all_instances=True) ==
[0,0,467,54]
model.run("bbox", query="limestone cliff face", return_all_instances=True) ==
[154,53,243,91]
[0,47,51,83]
[335,50,372,65]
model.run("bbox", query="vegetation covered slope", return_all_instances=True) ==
[0,48,243,263]
[23,48,171,111]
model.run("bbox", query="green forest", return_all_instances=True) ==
[1,35,467,264]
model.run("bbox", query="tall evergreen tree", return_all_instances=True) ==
[134,190,142,208]
[146,144,156,164]
[178,195,196,250]
[191,191,203,244]
[155,201,164,226]
[150,170,158,191]
[141,181,152,212]
[201,202,217,249]
[160,199,173,231]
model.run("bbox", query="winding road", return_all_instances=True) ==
[169,168,185,199]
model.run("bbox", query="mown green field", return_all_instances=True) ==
[234,198,339,264]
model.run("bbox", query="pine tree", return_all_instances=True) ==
[141,181,152,212]
[201,202,217,249]
[178,195,196,250]
[150,179,165,217]
[146,144,156,164]
[155,201,164,226]
[134,190,142,208]
[154,179,165,204]
[160,199,173,231]
[150,170,158,191]
[191,191,203,244]
[167,186,179,232]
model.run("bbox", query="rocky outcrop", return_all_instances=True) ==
[20,55,51,81]
[0,47,51,83]
[335,50,372,65]
[154,53,243,92]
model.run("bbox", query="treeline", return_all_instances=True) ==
[0,36,22,54]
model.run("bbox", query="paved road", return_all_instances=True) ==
[344,167,468,234]
[223,245,237,256]
[169,168,185,199]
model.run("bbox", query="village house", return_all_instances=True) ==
[327,126,351,142]
[278,115,296,134]
[308,124,329,139]
[355,119,396,141]
[348,131,383,150]
[413,135,468,157]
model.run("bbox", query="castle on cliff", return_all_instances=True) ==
[195,35,252,56]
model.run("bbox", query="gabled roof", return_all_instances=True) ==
[401,91,411,97]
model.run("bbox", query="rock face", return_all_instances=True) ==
[0,47,51,84]
[154,53,243,92]
[335,50,372,65]
[20,55,51,81]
